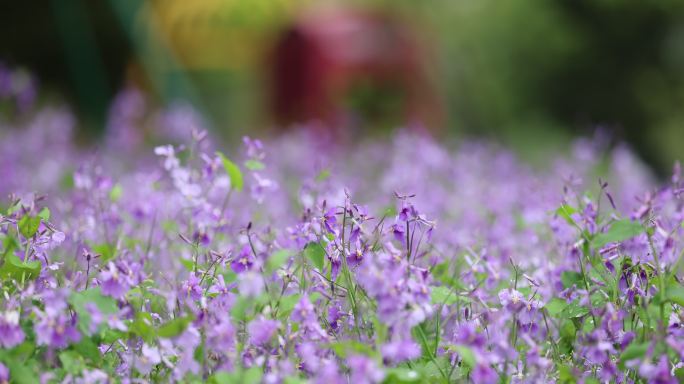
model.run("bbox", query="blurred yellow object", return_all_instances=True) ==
[140,0,304,71]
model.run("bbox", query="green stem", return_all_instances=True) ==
[416,324,448,380]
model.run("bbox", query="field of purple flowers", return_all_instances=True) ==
[1,76,684,383]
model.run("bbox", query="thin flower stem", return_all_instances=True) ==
[416,324,449,380]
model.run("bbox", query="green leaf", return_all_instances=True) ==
[232,294,269,321]
[69,288,118,333]
[328,340,376,358]
[244,159,265,171]
[0,254,41,281]
[558,365,577,383]
[216,151,244,192]
[0,354,39,384]
[559,320,577,340]
[18,215,41,239]
[158,316,193,338]
[562,300,589,318]
[72,337,102,363]
[266,249,292,274]
[432,262,466,291]
[430,286,462,305]
[209,372,233,384]
[556,204,578,225]
[592,220,645,248]
[283,377,308,384]
[37,207,51,221]
[109,183,123,202]
[130,312,156,342]
[209,367,263,384]
[415,357,456,381]
[561,271,583,289]
[179,257,195,271]
[666,284,684,306]
[619,342,649,368]
[92,243,116,263]
[384,368,422,383]
[303,242,325,270]
[9,341,35,360]
[316,169,331,182]
[59,350,85,374]
[101,328,126,344]
[231,296,250,321]
[545,298,568,316]
[1,235,19,258]
[276,294,301,319]
[452,345,476,368]
[242,367,263,383]
[382,204,398,218]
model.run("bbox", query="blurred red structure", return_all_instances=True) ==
[269,8,441,137]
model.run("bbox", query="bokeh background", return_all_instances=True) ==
[2,0,684,175]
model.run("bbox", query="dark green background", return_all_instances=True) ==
[2,0,684,175]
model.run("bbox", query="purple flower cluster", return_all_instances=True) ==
[0,84,682,383]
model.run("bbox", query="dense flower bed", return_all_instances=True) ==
[1,88,683,383]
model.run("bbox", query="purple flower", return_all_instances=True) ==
[99,262,129,299]
[0,311,25,348]
[173,349,200,380]
[247,316,279,346]
[208,275,236,309]
[134,344,162,375]
[80,369,109,383]
[381,339,421,363]
[517,298,542,325]
[639,356,677,384]
[243,136,265,160]
[208,274,235,296]
[322,208,337,234]
[347,244,367,268]
[291,295,316,323]
[498,288,525,312]
[206,317,236,353]
[231,246,255,273]
[154,145,180,170]
[313,360,345,384]
[238,271,264,298]
[390,223,405,243]
[328,304,345,331]
[471,363,497,383]
[0,362,9,383]
[296,341,322,373]
[347,355,384,384]
[181,273,203,301]
[453,321,486,348]
[34,311,81,349]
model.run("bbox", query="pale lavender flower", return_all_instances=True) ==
[381,339,421,363]
[181,273,203,301]
[0,362,8,383]
[0,311,24,348]
[247,316,279,346]
[34,311,80,348]
[347,355,384,384]
[238,271,265,298]
[99,262,129,299]
[134,344,162,375]
[291,295,316,323]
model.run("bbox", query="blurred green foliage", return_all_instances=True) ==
[390,0,684,171]
[2,0,684,172]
